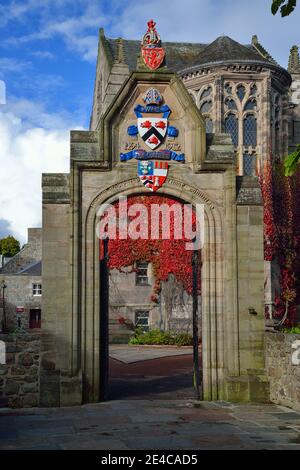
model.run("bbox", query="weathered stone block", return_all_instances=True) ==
[28,365,39,377]
[11,366,26,376]
[5,379,20,395]
[18,353,34,367]
[39,370,60,407]
[5,353,15,365]
[25,341,40,353]
[60,373,83,406]
[6,343,20,353]
[8,396,23,408]
[23,393,38,407]
[24,376,36,383]
[22,382,38,394]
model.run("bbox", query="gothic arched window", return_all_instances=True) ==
[237,85,246,102]
[251,84,257,96]
[243,115,257,147]
[225,98,237,110]
[225,83,232,95]
[200,101,212,113]
[223,81,259,176]
[225,114,238,146]
[243,153,256,176]
[200,86,212,100]
[244,99,256,111]
[198,85,214,134]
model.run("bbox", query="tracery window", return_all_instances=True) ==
[200,86,212,100]
[243,115,257,147]
[225,114,238,146]
[244,99,256,111]
[237,85,246,102]
[200,101,212,113]
[198,85,214,134]
[223,81,258,175]
[225,98,237,110]
[243,153,256,176]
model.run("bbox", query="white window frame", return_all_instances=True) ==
[32,283,42,297]
[135,261,149,286]
[135,310,150,331]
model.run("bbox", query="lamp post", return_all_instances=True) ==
[1,280,7,333]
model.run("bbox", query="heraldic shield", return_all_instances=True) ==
[141,19,165,71]
[138,160,169,192]
[142,47,165,71]
[137,117,167,150]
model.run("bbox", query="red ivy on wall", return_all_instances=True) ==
[261,160,300,323]
[102,195,201,302]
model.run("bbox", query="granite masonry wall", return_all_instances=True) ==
[265,332,300,411]
[0,332,40,408]
[2,275,42,331]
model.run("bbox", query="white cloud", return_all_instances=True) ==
[1,0,300,66]
[3,1,106,62]
[0,58,30,75]
[0,101,81,243]
[108,0,300,68]
[30,50,55,59]
[5,98,72,129]
[0,0,73,28]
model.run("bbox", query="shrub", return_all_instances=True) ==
[282,326,300,334]
[129,329,193,346]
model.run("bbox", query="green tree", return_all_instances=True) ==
[272,0,297,16]
[0,235,20,257]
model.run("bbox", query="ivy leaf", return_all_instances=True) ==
[284,145,300,176]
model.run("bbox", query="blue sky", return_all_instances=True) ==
[0,0,300,242]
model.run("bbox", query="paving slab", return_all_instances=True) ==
[109,345,193,363]
[1,400,300,450]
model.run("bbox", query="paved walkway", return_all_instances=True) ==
[109,354,194,400]
[1,401,300,450]
[109,345,193,364]
[109,345,196,400]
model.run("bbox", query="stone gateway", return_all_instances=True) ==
[40,21,300,407]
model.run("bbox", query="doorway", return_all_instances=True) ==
[29,309,41,329]
[99,194,202,401]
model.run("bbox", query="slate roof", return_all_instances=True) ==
[17,260,42,276]
[106,38,207,72]
[105,35,278,74]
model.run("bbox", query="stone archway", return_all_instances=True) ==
[81,176,238,402]
[41,71,268,408]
